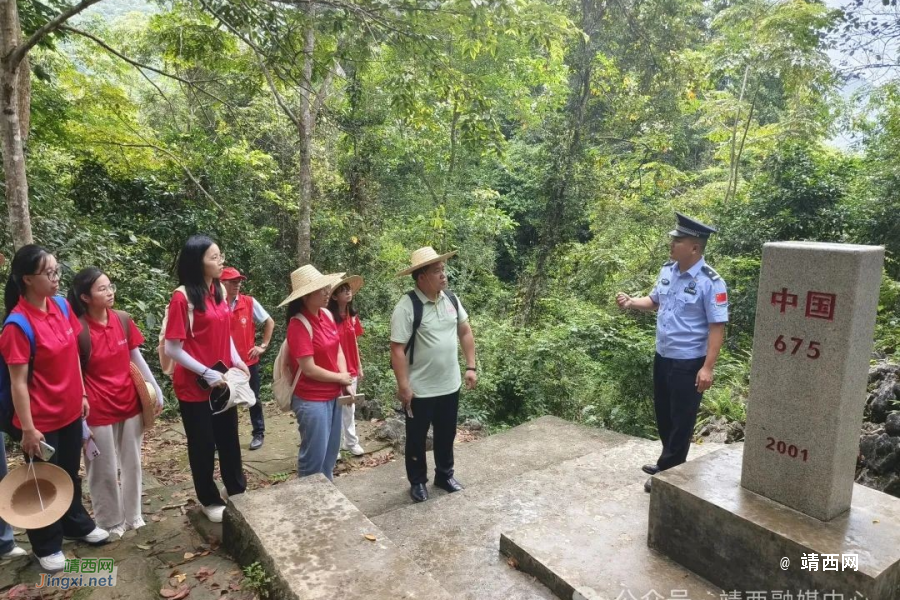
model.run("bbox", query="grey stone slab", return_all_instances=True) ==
[741,242,885,520]
[500,484,722,600]
[650,446,900,598]
[371,438,726,600]
[335,415,638,518]
[223,474,453,600]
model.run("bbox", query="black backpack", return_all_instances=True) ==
[403,290,459,366]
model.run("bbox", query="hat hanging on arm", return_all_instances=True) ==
[0,462,74,530]
[396,247,458,277]
[669,212,717,239]
[278,265,346,308]
[129,362,158,430]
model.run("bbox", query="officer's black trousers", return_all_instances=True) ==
[653,353,706,471]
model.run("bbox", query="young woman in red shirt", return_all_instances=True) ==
[68,267,164,538]
[0,245,108,572]
[279,265,353,480]
[163,235,249,523]
[327,276,365,456]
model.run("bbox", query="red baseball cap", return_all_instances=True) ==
[220,267,247,281]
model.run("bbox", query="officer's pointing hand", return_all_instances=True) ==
[695,366,714,393]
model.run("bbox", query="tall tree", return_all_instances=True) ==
[1,0,105,248]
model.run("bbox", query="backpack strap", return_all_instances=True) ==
[444,290,460,324]
[113,310,132,346]
[51,296,69,319]
[295,314,313,339]
[3,314,36,382]
[77,317,91,372]
[174,286,194,335]
[404,291,424,366]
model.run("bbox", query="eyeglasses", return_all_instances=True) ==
[37,269,61,282]
[210,253,226,264]
[96,283,117,294]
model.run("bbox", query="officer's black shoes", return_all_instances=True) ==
[644,478,653,493]
[249,435,264,451]
[434,477,464,493]
[642,463,660,475]
[410,483,429,503]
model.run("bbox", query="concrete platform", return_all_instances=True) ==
[649,446,900,598]
[371,436,725,600]
[223,474,453,600]
[500,484,722,600]
[335,415,640,518]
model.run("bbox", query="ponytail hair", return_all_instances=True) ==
[67,266,103,318]
[4,245,51,317]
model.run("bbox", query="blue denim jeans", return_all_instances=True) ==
[291,396,341,481]
[0,433,16,554]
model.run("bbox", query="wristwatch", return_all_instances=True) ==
[466,367,477,372]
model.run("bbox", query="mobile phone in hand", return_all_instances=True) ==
[197,361,228,390]
[38,440,55,462]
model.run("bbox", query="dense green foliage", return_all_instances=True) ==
[2,0,898,435]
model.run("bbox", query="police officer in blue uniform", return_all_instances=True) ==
[616,212,728,493]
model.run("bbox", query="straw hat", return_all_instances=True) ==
[396,247,458,277]
[130,362,158,429]
[331,275,364,296]
[0,462,73,529]
[278,265,345,308]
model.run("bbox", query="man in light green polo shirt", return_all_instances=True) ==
[390,247,477,503]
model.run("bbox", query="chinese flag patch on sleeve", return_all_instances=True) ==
[715,292,728,306]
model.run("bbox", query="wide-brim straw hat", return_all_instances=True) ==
[278,265,346,308]
[331,275,364,296]
[130,362,157,429]
[0,462,74,529]
[396,247,458,277]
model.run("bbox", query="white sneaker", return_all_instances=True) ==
[202,505,225,523]
[127,517,146,531]
[107,524,126,539]
[37,551,65,572]
[1,546,26,559]
[79,527,110,544]
[347,444,365,456]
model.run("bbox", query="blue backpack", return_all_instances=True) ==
[0,296,69,439]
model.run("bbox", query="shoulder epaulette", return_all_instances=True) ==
[701,265,720,281]
[663,259,676,267]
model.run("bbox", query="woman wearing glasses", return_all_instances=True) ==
[0,245,109,572]
[68,267,164,538]
[162,235,249,523]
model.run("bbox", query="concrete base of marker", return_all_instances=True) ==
[223,474,453,600]
[648,447,900,598]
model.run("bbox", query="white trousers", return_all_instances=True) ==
[85,413,144,529]
[341,377,359,448]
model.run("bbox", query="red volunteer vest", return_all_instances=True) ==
[229,294,259,366]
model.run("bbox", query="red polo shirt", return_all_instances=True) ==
[288,308,341,401]
[83,309,145,427]
[0,297,83,432]
[164,287,233,402]
[337,315,364,376]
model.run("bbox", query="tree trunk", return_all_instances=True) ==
[295,1,315,265]
[0,0,32,249]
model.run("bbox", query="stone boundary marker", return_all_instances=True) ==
[741,242,884,521]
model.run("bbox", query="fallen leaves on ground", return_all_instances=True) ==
[159,585,190,599]
[363,533,377,541]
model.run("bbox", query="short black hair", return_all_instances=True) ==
[411,266,427,282]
